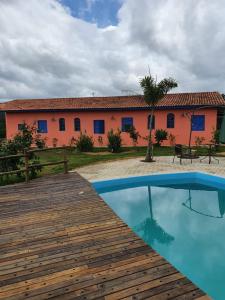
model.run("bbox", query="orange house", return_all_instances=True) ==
[0,92,225,147]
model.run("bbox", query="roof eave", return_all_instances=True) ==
[3,104,225,113]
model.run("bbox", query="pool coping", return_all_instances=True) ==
[92,171,225,191]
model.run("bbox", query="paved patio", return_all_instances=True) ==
[75,156,225,181]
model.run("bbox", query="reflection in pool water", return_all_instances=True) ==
[98,181,225,300]
[134,186,174,246]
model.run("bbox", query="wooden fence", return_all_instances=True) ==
[0,147,68,183]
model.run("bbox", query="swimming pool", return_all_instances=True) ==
[93,172,225,300]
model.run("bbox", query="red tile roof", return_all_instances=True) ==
[0,92,224,112]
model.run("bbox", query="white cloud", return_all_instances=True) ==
[0,0,225,101]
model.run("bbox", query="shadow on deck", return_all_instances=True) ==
[0,173,210,299]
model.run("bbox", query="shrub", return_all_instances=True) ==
[52,137,58,148]
[75,132,94,152]
[107,129,122,153]
[127,125,140,146]
[34,134,46,149]
[142,135,152,143]
[97,136,103,147]
[168,133,176,146]
[13,123,34,151]
[0,139,23,175]
[155,129,168,146]
[69,137,76,147]
[211,128,220,145]
[0,123,45,183]
[195,136,205,147]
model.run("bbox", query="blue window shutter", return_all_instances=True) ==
[74,118,81,131]
[59,118,65,131]
[18,124,23,131]
[94,120,105,134]
[37,120,48,133]
[191,115,205,131]
[167,113,175,128]
[122,117,133,132]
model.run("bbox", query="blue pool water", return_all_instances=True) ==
[93,172,225,300]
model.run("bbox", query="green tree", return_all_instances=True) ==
[140,75,177,162]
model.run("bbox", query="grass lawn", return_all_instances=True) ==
[38,145,225,176]
[1,145,225,186]
[38,146,174,176]
[0,146,172,186]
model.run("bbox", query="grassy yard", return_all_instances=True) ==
[38,146,174,176]
[38,145,225,176]
[1,145,225,186]
[0,146,172,186]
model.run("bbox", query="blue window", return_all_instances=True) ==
[94,120,105,134]
[167,113,175,128]
[191,115,205,131]
[59,118,65,131]
[74,118,81,131]
[122,117,133,132]
[37,120,48,133]
[147,115,155,129]
[18,124,23,131]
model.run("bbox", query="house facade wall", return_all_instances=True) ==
[5,108,217,147]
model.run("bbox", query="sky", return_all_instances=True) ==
[60,0,123,27]
[0,0,225,101]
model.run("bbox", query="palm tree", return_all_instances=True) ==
[140,75,178,162]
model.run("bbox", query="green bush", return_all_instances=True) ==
[168,133,176,146]
[107,129,122,153]
[0,139,23,175]
[0,123,45,183]
[52,137,58,147]
[127,125,140,146]
[75,132,94,152]
[13,123,34,151]
[195,136,205,147]
[155,129,168,146]
[211,128,220,145]
[34,134,46,149]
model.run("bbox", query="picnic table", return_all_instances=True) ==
[173,144,199,164]
[173,144,219,164]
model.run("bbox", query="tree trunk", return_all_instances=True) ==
[145,110,154,162]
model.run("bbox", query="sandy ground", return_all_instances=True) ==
[73,155,225,181]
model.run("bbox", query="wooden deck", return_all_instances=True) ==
[0,173,210,300]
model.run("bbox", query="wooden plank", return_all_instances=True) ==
[0,172,209,299]
[0,154,24,160]
[27,160,67,168]
[28,146,69,153]
[0,168,26,176]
